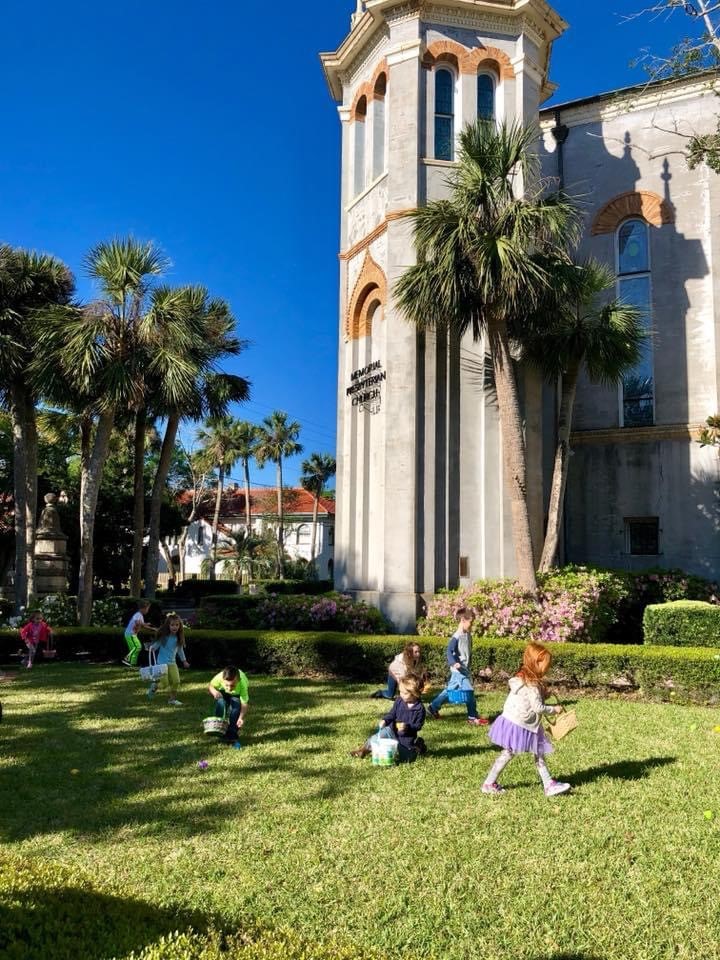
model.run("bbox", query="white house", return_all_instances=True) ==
[160,486,336,582]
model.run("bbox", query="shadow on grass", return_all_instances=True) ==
[536,954,603,960]
[0,666,370,842]
[570,756,677,786]
[429,743,492,759]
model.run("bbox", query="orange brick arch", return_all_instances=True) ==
[461,45,514,79]
[350,59,389,120]
[591,190,675,235]
[347,252,387,340]
[423,38,467,69]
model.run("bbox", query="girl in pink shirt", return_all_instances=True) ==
[19,610,53,669]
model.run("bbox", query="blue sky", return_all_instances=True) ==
[2,1,684,487]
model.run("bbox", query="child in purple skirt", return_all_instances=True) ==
[482,642,571,798]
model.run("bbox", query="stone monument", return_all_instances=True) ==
[34,493,69,597]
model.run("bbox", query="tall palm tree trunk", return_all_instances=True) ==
[130,406,147,597]
[488,317,538,594]
[78,409,115,625]
[209,464,225,581]
[539,361,581,572]
[9,384,28,612]
[276,460,284,579]
[24,394,38,605]
[243,457,252,533]
[310,493,319,572]
[144,413,180,598]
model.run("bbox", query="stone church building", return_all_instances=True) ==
[321,0,720,631]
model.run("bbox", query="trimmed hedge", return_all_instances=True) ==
[174,579,240,602]
[0,856,384,960]
[3,626,720,702]
[254,579,333,595]
[643,600,720,648]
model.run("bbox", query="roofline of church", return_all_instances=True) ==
[540,67,719,118]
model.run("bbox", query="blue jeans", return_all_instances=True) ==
[216,695,241,738]
[430,685,478,719]
[373,673,398,700]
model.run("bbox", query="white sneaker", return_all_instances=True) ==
[544,779,571,797]
[167,699,183,706]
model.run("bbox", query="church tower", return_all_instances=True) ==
[321,0,566,631]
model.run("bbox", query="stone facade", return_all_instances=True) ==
[324,2,720,630]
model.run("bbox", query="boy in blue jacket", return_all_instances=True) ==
[428,606,485,725]
[350,676,426,761]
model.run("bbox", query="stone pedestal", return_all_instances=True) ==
[34,494,69,598]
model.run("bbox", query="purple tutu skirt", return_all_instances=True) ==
[488,715,554,756]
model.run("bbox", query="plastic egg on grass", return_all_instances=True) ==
[713,726,720,734]
[70,769,79,775]
[704,810,714,821]
[198,760,209,771]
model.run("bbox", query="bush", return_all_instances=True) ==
[609,569,720,644]
[197,592,390,634]
[1,625,719,701]
[255,579,333,596]
[643,600,720,648]
[174,580,239,603]
[419,566,630,644]
[0,855,382,960]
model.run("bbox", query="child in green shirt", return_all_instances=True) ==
[208,666,249,744]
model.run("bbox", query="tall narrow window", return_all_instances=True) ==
[353,96,367,196]
[434,68,454,161]
[617,218,654,426]
[477,73,495,123]
[372,73,386,178]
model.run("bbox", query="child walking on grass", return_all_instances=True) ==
[482,642,571,798]
[351,675,426,762]
[428,606,485,726]
[147,614,189,706]
[19,610,53,669]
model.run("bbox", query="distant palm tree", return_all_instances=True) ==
[522,259,646,570]
[254,411,303,578]
[142,286,249,597]
[197,416,249,580]
[395,121,579,593]
[300,453,336,573]
[0,245,75,610]
[234,421,261,535]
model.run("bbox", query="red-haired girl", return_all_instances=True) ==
[482,642,571,797]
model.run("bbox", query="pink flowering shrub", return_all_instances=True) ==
[418,567,630,644]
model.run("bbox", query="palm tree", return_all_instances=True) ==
[234,422,261,535]
[522,259,646,570]
[196,416,250,580]
[0,245,75,610]
[140,286,249,598]
[254,411,303,579]
[300,453,336,573]
[33,237,171,623]
[395,121,579,593]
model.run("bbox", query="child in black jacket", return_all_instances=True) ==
[351,676,426,761]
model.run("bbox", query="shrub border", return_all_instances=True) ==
[1,627,719,702]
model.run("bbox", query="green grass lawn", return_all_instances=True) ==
[2,663,720,960]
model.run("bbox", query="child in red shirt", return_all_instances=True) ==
[19,610,53,669]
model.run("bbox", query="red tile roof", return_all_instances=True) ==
[179,487,335,520]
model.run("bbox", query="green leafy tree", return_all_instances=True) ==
[254,412,303,579]
[395,121,578,593]
[0,245,74,610]
[300,453,336,573]
[522,260,647,570]
[699,414,720,449]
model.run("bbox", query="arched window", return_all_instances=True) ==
[617,218,654,426]
[353,96,367,196]
[372,73,386,179]
[477,73,495,123]
[296,524,311,545]
[434,68,454,161]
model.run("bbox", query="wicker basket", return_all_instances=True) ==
[202,717,228,736]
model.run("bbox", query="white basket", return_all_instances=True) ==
[139,649,168,682]
[371,737,399,766]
